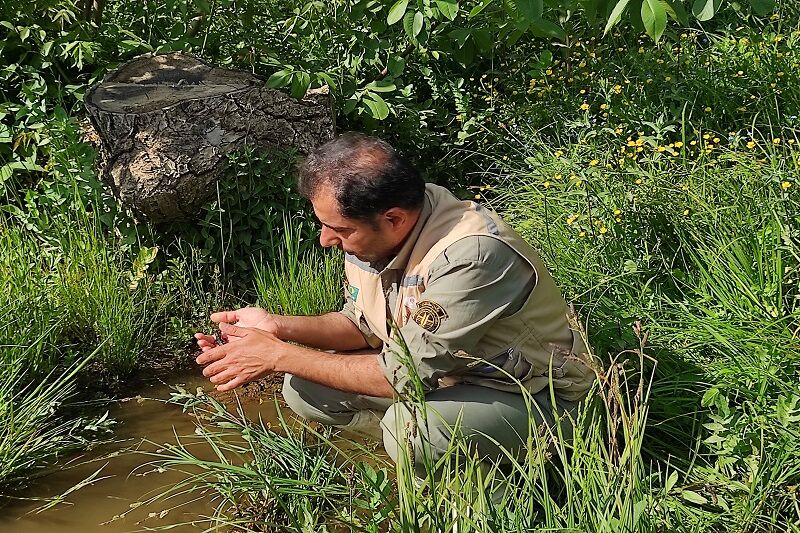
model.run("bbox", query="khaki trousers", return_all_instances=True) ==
[282,374,580,477]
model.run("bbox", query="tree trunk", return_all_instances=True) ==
[84,53,335,223]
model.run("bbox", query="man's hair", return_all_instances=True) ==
[296,132,425,223]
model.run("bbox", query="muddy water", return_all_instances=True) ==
[0,374,285,532]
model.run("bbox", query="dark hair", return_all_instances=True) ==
[297,132,425,223]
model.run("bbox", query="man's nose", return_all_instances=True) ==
[319,226,339,248]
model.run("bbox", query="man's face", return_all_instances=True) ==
[310,186,407,264]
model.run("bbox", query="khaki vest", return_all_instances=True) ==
[344,184,594,401]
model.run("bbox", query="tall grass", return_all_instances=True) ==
[0,212,181,490]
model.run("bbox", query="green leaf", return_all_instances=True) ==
[436,0,459,19]
[290,71,311,99]
[663,0,689,25]
[365,80,397,92]
[403,10,416,40]
[469,0,495,18]
[641,0,666,41]
[665,471,678,493]
[387,0,410,25]
[681,490,708,505]
[472,28,493,51]
[604,0,631,34]
[266,69,293,88]
[363,93,390,120]
[413,10,424,36]
[514,0,544,21]
[701,387,719,407]
[529,18,567,40]
[691,0,721,21]
[748,0,776,16]
[388,56,406,76]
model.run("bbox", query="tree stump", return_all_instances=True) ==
[84,53,335,223]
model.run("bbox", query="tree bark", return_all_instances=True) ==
[84,53,335,223]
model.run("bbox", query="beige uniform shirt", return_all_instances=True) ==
[339,201,537,392]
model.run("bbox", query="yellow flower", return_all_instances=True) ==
[554,150,564,157]
[703,133,711,140]
[599,226,608,234]
[635,178,643,184]
[657,146,666,152]
[580,103,590,111]
[782,181,792,189]
[713,137,720,143]
[747,141,756,148]
[683,209,690,215]
[690,140,697,146]
[600,103,608,110]
[566,215,577,225]
[554,174,562,180]
[704,106,712,112]
[589,159,599,166]
[613,84,622,94]
[474,194,482,199]
[615,128,623,135]
[773,138,782,144]
[614,209,622,215]
[579,231,586,237]
[575,180,583,187]
[674,141,684,148]
[543,181,551,188]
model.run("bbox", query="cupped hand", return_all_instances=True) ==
[194,307,280,352]
[195,322,284,391]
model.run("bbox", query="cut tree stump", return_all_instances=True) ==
[84,52,335,223]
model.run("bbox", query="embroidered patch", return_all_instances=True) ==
[348,285,360,302]
[412,300,448,333]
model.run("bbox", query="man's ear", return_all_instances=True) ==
[383,207,410,230]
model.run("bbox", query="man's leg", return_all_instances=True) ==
[282,374,394,435]
[381,384,580,478]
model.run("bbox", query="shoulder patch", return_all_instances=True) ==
[412,300,448,333]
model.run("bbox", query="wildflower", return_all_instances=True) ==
[782,181,792,189]
[657,146,666,152]
[615,128,623,135]
[580,103,590,111]
[703,133,711,140]
[704,106,712,112]
[713,137,720,143]
[747,141,756,148]
[614,209,621,215]
[613,84,622,94]
[589,159,599,166]
[543,181,551,189]
[554,174,562,180]
[566,215,577,224]
[579,231,586,237]
[554,150,564,157]
[600,103,608,110]
[474,194,482,199]
[599,226,608,234]
[690,140,697,146]
[773,138,782,144]
[674,141,684,148]
[635,178,643,184]
[683,209,690,215]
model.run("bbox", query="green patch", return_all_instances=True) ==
[348,285,360,303]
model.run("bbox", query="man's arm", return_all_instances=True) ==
[274,312,371,351]
[196,322,393,397]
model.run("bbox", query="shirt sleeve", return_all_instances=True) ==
[378,235,536,393]
[339,286,383,349]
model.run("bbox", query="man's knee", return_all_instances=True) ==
[381,402,451,470]
[281,373,343,425]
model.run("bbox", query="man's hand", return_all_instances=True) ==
[195,307,281,351]
[195,322,286,391]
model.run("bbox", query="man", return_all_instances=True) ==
[195,132,594,475]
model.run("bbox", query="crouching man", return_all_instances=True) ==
[195,132,594,476]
